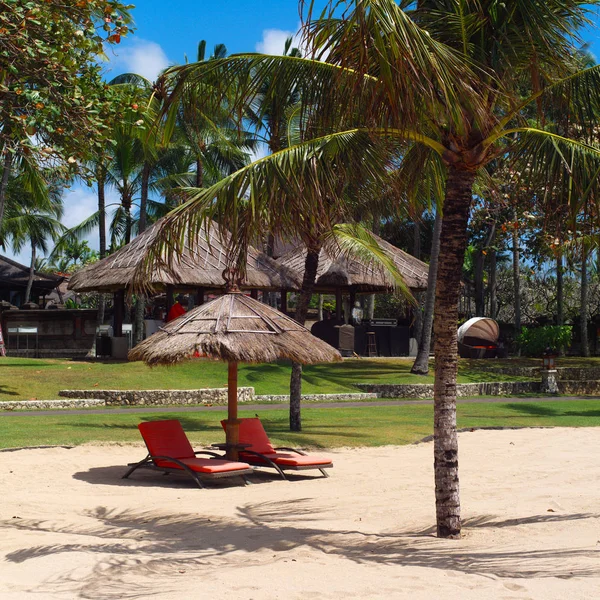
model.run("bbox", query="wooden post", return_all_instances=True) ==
[196,287,205,306]
[226,361,240,461]
[250,289,258,300]
[166,285,174,317]
[113,290,124,337]
[280,289,288,314]
[336,288,343,321]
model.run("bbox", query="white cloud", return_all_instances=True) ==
[256,28,302,55]
[109,39,170,82]
[250,143,269,163]
[60,185,120,251]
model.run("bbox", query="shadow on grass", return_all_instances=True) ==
[0,385,20,397]
[2,501,598,598]
[243,360,412,392]
[504,403,600,419]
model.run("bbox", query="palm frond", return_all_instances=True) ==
[325,222,415,303]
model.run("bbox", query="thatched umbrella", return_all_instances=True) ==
[129,290,341,459]
[277,233,429,293]
[68,216,300,294]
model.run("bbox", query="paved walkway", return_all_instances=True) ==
[0,395,597,418]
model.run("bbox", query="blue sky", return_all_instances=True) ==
[7,1,600,265]
[105,1,307,82]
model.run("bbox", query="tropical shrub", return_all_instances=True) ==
[516,326,572,356]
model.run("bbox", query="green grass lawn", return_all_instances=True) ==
[0,356,540,401]
[1,400,599,449]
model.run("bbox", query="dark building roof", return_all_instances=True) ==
[0,255,63,291]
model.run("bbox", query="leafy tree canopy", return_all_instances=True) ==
[0,0,134,174]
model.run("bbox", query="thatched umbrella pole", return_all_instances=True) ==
[226,361,240,461]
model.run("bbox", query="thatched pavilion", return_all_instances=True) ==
[276,234,429,318]
[68,217,301,335]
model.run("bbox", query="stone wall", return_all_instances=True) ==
[557,380,600,395]
[255,392,378,403]
[356,381,540,398]
[58,387,255,405]
[0,399,104,411]
[477,366,600,380]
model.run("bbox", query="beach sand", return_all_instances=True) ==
[1,427,599,599]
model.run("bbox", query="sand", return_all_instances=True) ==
[1,427,599,600]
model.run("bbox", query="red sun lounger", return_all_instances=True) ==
[221,417,333,480]
[123,419,253,488]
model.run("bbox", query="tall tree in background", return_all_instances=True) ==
[0,0,132,231]
[1,174,64,303]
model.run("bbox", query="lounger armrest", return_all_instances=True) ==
[194,450,222,458]
[274,447,307,456]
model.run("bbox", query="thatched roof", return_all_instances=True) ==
[277,235,429,292]
[68,218,301,293]
[0,255,63,291]
[128,292,342,366]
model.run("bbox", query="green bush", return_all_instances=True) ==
[516,326,572,356]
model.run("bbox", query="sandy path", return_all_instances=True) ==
[1,427,599,599]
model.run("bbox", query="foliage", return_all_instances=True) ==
[0,0,133,172]
[50,238,98,273]
[516,326,573,356]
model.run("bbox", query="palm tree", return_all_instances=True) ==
[2,180,63,303]
[147,0,600,537]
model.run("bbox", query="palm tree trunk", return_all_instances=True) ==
[134,162,151,346]
[0,151,13,235]
[413,219,421,259]
[289,244,321,431]
[25,243,36,304]
[556,252,564,326]
[581,242,589,357]
[124,194,132,245]
[196,157,203,188]
[433,166,475,539]
[512,207,521,353]
[97,167,107,325]
[366,212,381,320]
[318,294,324,321]
[488,240,497,319]
[411,208,442,375]
[474,250,485,316]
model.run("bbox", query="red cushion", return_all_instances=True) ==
[155,457,250,473]
[139,420,194,459]
[266,452,332,467]
[221,418,276,455]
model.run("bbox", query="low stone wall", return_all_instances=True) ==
[557,380,600,395]
[58,387,255,405]
[356,381,540,398]
[0,399,105,411]
[477,366,600,380]
[255,392,378,403]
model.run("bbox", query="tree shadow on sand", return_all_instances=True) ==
[1,498,599,599]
